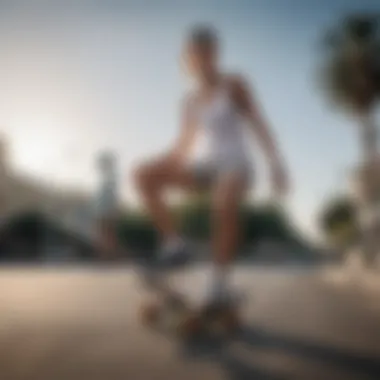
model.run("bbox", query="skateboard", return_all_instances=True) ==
[140,294,241,339]
[138,264,242,339]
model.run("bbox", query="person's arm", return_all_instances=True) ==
[230,75,284,169]
[166,93,198,164]
[230,75,289,196]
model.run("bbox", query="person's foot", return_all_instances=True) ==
[155,239,192,270]
[199,289,243,321]
[203,286,235,308]
[201,271,244,312]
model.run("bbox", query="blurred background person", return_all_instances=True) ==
[93,151,122,261]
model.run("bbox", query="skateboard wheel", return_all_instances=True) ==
[177,314,202,337]
[206,308,240,335]
[221,309,240,332]
[140,301,161,326]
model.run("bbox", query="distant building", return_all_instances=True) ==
[0,137,123,243]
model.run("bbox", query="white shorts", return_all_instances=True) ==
[189,160,253,188]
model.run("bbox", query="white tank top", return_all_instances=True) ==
[192,85,250,169]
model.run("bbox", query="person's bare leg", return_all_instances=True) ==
[207,173,248,303]
[134,157,198,260]
[96,218,118,261]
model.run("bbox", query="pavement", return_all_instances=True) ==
[0,263,379,380]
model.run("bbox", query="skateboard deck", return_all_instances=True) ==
[138,270,241,338]
[140,295,241,339]
[136,259,243,339]
[138,262,193,335]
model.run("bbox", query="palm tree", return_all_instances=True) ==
[319,14,380,267]
[320,14,380,161]
[319,195,358,256]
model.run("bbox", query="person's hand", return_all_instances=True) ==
[163,149,183,167]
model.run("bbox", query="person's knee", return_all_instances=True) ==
[133,161,162,192]
[133,162,151,190]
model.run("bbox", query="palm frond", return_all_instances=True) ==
[344,14,379,43]
[318,14,380,112]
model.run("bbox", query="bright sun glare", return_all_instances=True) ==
[8,114,64,176]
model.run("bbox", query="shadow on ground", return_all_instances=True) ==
[179,325,380,380]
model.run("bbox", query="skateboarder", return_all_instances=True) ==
[94,151,121,261]
[134,25,289,307]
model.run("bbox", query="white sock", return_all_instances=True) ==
[208,266,229,301]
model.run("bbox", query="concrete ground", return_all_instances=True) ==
[0,263,379,380]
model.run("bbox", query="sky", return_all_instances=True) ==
[0,0,379,240]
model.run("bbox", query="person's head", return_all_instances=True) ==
[97,151,115,176]
[183,25,220,83]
